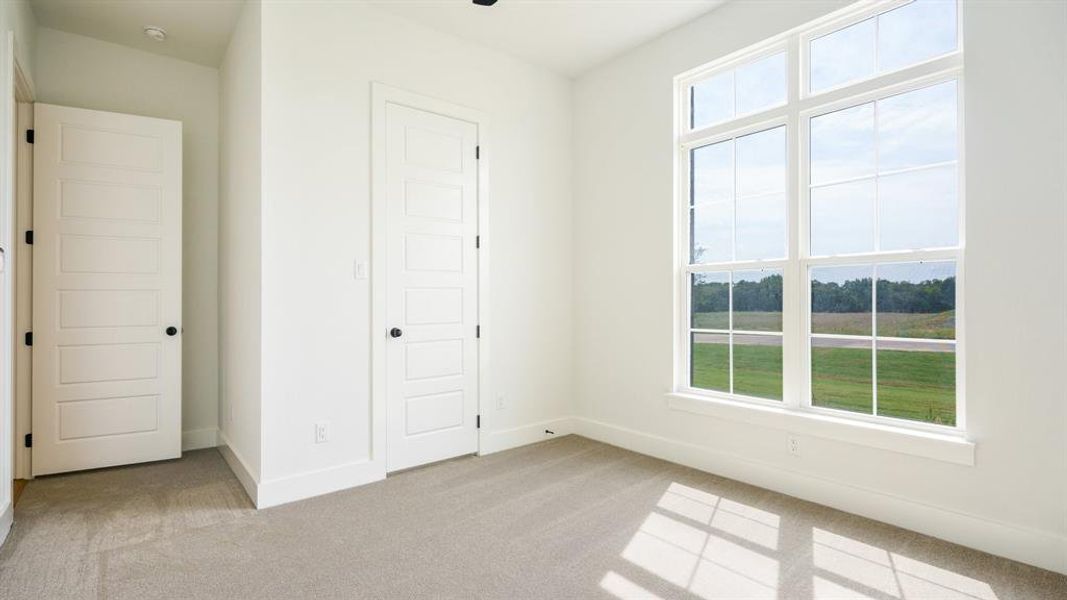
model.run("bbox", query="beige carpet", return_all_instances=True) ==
[0,436,1063,599]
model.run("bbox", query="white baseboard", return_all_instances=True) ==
[257,460,384,509]
[0,501,12,549]
[217,431,382,510]
[574,417,1067,575]
[182,427,219,451]
[235,416,579,510]
[217,431,259,507]
[480,416,577,455]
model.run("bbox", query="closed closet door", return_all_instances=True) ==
[385,103,479,472]
[32,103,182,476]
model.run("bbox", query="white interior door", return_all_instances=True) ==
[32,103,182,476]
[385,103,479,472]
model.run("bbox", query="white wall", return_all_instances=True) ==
[0,0,35,83]
[255,1,573,500]
[34,27,221,450]
[573,0,1066,573]
[218,0,262,487]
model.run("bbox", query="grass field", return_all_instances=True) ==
[691,340,783,400]
[691,342,955,426]
[693,310,955,339]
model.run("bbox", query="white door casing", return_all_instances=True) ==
[385,102,479,472]
[32,103,182,476]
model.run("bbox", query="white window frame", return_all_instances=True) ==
[673,0,966,438]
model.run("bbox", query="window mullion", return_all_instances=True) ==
[871,93,881,419]
[728,272,735,394]
[784,33,804,409]
[871,265,879,417]
[729,131,737,393]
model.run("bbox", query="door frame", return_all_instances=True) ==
[2,32,34,538]
[12,70,31,481]
[369,82,490,471]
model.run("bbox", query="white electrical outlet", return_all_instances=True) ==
[496,395,505,410]
[788,435,800,457]
[315,421,329,444]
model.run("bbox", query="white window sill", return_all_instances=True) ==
[666,392,975,466]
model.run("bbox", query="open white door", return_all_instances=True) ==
[385,103,479,472]
[31,103,182,476]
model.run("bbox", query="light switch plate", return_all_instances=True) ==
[354,261,368,280]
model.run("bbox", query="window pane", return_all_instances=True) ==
[691,141,733,263]
[738,127,785,197]
[876,262,956,339]
[811,103,875,185]
[692,203,732,263]
[878,0,957,73]
[692,141,734,204]
[810,180,875,256]
[737,193,786,261]
[691,332,730,392]
[812,337,873,414]
[810,17,875,92]
[737,127,786,260]
[879,165,958,251]
[737,52,786,115]
[878,81,957,173]
[811,265,873,336]
[733,270,782,332]
[692,71,733,129]
[691,272,730,330]
[876,342,955,426]
[734,334,782,400]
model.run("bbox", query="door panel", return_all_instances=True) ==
[32,103,181,476]
[386,103,478,472]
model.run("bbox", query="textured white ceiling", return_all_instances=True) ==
[31,0,245,67]
[367,0,726,77]
[30,0,726,75]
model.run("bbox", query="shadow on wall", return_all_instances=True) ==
[600,482,1003,600]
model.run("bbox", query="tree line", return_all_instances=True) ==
[692,274,955,313]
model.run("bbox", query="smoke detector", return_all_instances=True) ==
[143,26,167,42]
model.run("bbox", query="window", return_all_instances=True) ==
[809,0,958,93]
[677,0,963,430]
[691,51,787,129]
[689,270,784,401]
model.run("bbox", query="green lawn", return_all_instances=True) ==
[692,342,955,426]
[690,341,783,399]
[692,311,779,331]
[694,310,955,339]
[813,311,956,339]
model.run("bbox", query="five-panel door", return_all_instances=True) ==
[32,103,182,476]
[385,103,479,472]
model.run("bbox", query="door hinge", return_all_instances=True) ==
[476,235,480,249]
[476,415,481,429]
[476,325,480,339]
[24,230,33,245]
[475,145,480,160]
[24,433,31,448]
[25,129,34,144]
[24,331,32,346]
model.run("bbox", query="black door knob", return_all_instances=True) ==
[389,327,403,338]
[166,326,178,336]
